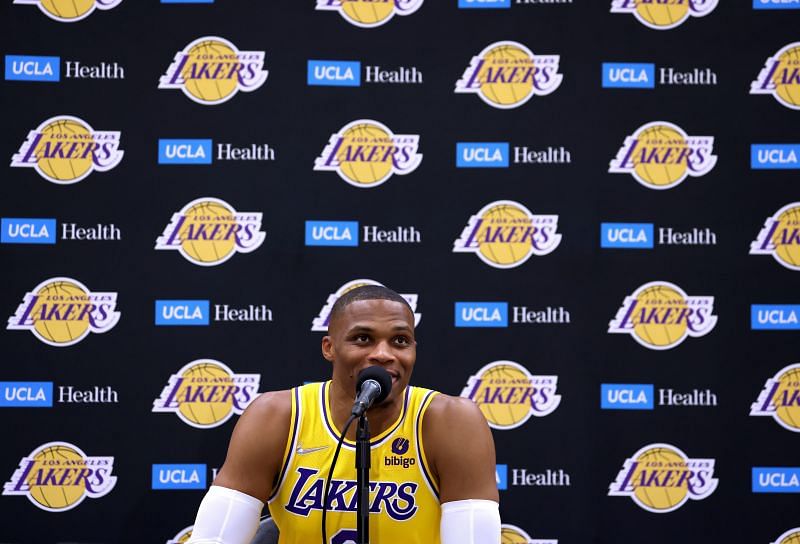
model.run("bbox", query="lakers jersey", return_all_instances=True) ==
[269,381,441,544]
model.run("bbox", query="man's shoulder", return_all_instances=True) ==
[242,388,293,423]
[424,392,486,428]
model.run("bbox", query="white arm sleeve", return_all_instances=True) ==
[440,499,501,544]
[186,485,264,544]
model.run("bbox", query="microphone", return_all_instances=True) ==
[351,367,392,417]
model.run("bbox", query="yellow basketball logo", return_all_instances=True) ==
[500,524,557,544]
[168,526,194,544]
[608,443,717,513]
[461,361,561,430]
[159,36,268,105]
[312,279,421,331]
[751,42,800,110]
[750,202,800,271]
[12,0,122,22]
[2,442,116,512]
[155,197,266,266]
[153,360,261,429]
[610,0,718,30]
[751,363,800,433]
[455,41,562,109]
[315,0,424,28]
[609,121,716,190]
[11,116,124,184]
[314,120,422,188]
[7,277,120,347]
[773,528,800,544]
[453,200,561,269]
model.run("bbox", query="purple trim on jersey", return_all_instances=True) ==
[268,387,301,501]
[415,390,440,499]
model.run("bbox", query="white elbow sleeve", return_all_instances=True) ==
[187,485,264,544]
[440,499,501,544]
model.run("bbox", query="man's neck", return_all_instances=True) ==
[328,379,405,441]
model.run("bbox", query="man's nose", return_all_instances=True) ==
[368,340,394,362]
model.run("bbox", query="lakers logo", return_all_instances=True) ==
[455,41,562,109]
[608,281,717,350]
[13,0,122,22]
[609,121,716,190]
[314,120,422,188]
[152,359,261,429]
[610,0,717,30]
[315,0,424,28]
[500,524,558,544]
[11,116,124,184]
[167,526,193,544]
[751,364,800,433]
[751,42,800,110]
[772,528,800,544]
[2,442,116,512]
[460,361,561,430]
[312,279,421,331]
[453,200,561,269]
[7,277,120,347]
[155,197,266,266]
[750,202,800,271]
[608,443,717,513]
[159,36,268,105]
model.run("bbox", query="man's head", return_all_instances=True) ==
[327,284,414,329]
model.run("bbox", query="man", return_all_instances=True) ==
[188,285,500,544]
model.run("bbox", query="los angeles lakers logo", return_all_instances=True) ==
[167,526,193,544]
[500,524,558,544]
[609,121,716,190]
[11,116,124,185]
[7,277,120,347]
[751,42,800,110]
[13,0,122,22]
[771,528,800,544]
[155,197,266,266]
[751,364,800,433]
[460,361,561,430]
[608,281,717,350]
[453,200,561,269]
[610,0,717,30]
[314,120,422,188]
[315,0,423,28]
[608,443,717,513]
[311,279,421,331]
[153,360,260,429]
[2,442,116,512]
[159,36,268,105]
[750,202,800,271]
[455,41,562,109]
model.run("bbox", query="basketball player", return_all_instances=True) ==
[187,285,500,544]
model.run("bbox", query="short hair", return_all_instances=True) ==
[328,285,413,326]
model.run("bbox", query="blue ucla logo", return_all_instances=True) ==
[455,302,508,327]
[600,384,654,410]
[752,468,800,493]
[496,464,508,490]
[158,139,212,164]
[305,221,358,246]
[458,0,511,8]
[4,55,60,82]
[751,144,800,169]
[602,63,655,88]
[751,305,800,330]
[753,0,800,9]
[600,223,654,249]
[307,60,361,87]
[0,382,53,407]
[155,300,210,326]
[1,218,56,244]
[151,464,207,490]
[456,143,509,168]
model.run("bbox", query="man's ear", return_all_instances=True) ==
[321,335,334,362]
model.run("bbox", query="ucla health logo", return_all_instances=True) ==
[311,279,421,331]
[610,0,717,30]
[751,363,800,432]
[750,202,800,271]
[609,443,717,512]
[456,143,509,168]
[601,384,654,410]
[600,223,654,249]
[501,524,557,544]
[455,41,562,109]
[305,221,359,247]
[7,278,120,347]
[307,60,361,87]
[314,119,422,188]
[158,139,212,165]
[602,63,655,88]
[152,464,207,490]
[3,442,116,511]
[455,302,508,327]
[751,42,800,110]
[159,36,268,105]
[460,361,561,430]
[610,121,716,190]
[453,200,561,269]
[155,197,265,266]
[751,144,800,170]
[11,116,123,184]
[13,0,122,22]
[752,467,800,493]
[2,218,56,245]
[153,359,260,429]
[609,281,717,350]
[0,382,53,407]
[771,528,800,544]
[315,0,423,28]
[5,55,60,82]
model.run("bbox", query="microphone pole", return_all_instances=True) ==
[356,413,370,544]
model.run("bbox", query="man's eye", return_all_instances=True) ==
[355,334,370,342]
[394,336,409,345]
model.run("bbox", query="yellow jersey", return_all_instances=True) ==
[268,381,441,544]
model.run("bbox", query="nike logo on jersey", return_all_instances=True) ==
[296,444,330,455]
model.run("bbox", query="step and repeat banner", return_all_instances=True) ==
[1,1,798,543]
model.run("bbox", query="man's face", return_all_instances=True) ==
[322,298,416,404]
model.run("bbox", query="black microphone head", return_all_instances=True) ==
[356,366,392,404]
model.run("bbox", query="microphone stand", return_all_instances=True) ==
[355,413,370,544]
